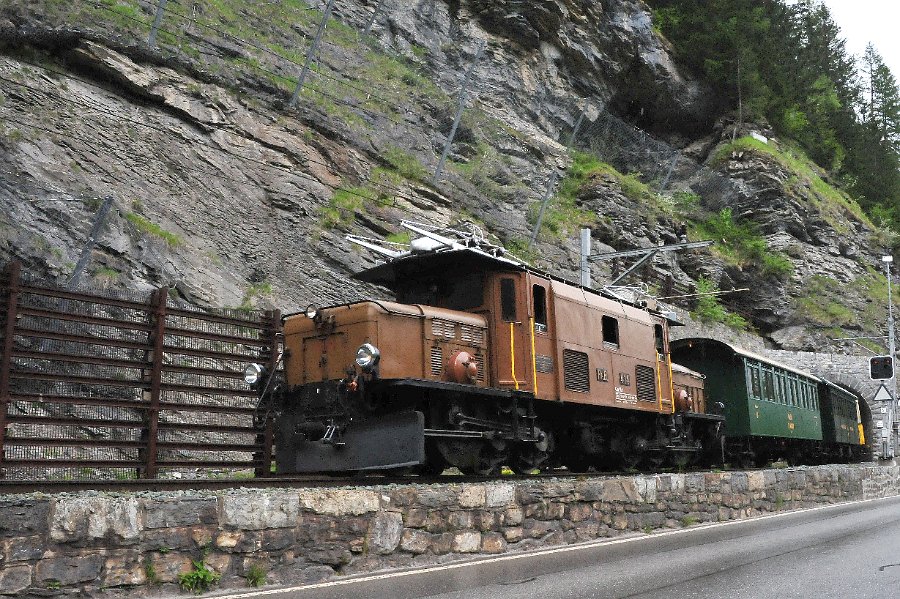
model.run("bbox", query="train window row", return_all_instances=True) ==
[830,391,855,421]
[745,360,819,410]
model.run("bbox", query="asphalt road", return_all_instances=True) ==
[203,495,900,599]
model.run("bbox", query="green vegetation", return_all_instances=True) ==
[125,213,183,247]
[239,281,273,311]
[692,208,792,279]
[713,136,870,232]
[93,266,120,282]
[321,187,370,229]
[383,147,429,184]
[245,563,267,588]
[679,515,699,527]
[178,556,220,594]
[692,277,748,330]
[529,150,601,240]
[385,231,411,245]
[504,238,542,265]
[794,275,857,328]
[795,268,900,340]
[647,0,900,232]
[320,153,425,229]
[144,560,160,585]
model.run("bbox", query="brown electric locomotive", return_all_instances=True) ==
[250,224,724,474]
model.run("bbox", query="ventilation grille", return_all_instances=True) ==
[430,346,443,377]
[474,351,485,382]
[563,350,590,393]
[432,319,456,339]
[636,365,657,402]
[460,324,485,345]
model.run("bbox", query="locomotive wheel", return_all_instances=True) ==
[619,432,649,470]
[511,429,554,474]
[476,439,509,476]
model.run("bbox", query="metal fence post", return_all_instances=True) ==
[432,43,485,184]
[141,287,167,479]
[68,196,114,290]
[289,0,335,108]
[148,0,168,47]
[0,261,21,479]
[364,0,384,34]
[658,153,679,193]
[528,112,584,248]
[255,309,281,477]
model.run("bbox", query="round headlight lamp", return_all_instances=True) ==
[305,304,318,320]
[355,343,381,371]
[244,363,265,385]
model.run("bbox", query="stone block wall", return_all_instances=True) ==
[2,464,899,597]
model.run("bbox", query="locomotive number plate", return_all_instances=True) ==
[535,354,554,373]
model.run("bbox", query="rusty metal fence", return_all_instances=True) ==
[0,261,281,481]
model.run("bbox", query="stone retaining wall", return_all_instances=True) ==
[2,464,899,597]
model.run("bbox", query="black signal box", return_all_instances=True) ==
[870,355,894,380]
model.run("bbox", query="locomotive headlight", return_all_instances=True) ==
[355,343,380,371]
[244,363,265,385]
[305,304,318,320]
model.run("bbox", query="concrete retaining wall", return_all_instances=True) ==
[2,464,899,597]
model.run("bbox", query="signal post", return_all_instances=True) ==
[875,255,898,459]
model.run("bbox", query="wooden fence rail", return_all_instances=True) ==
[0,261,281,480]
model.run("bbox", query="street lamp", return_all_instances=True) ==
[883,255,897,459]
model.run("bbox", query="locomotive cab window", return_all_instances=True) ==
[601,316,620,348]
[654,324,665,354]
[501,278,517,322]
[533,284,548,333]
[397,272,484,311]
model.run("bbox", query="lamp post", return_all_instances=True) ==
[883,255,896,459]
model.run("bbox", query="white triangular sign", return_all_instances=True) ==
[874,384,894,402]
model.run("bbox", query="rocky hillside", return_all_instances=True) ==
[0,0,892,352]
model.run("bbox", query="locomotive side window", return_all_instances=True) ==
[533,284,548,333]
[501,278,517,322]
[654,324,665,353]
[601,316,619,348]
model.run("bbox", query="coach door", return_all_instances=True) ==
[491,273,532,392]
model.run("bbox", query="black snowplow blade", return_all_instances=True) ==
[276,411,425,473]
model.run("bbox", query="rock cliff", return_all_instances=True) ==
[0,0,890,351]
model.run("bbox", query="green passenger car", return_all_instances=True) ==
[671,338,822,464]
[819,379,865,448]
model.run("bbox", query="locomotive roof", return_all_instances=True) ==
[352,247,528,286]
[353,246,646,305]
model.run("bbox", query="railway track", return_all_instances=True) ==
[0,464,813,494]
[0,469,654,493]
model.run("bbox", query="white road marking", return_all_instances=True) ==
[207,494,899,599]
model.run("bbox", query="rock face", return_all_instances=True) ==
[0,0,887,351]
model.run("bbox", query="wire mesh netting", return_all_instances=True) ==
[0,265,281,481]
